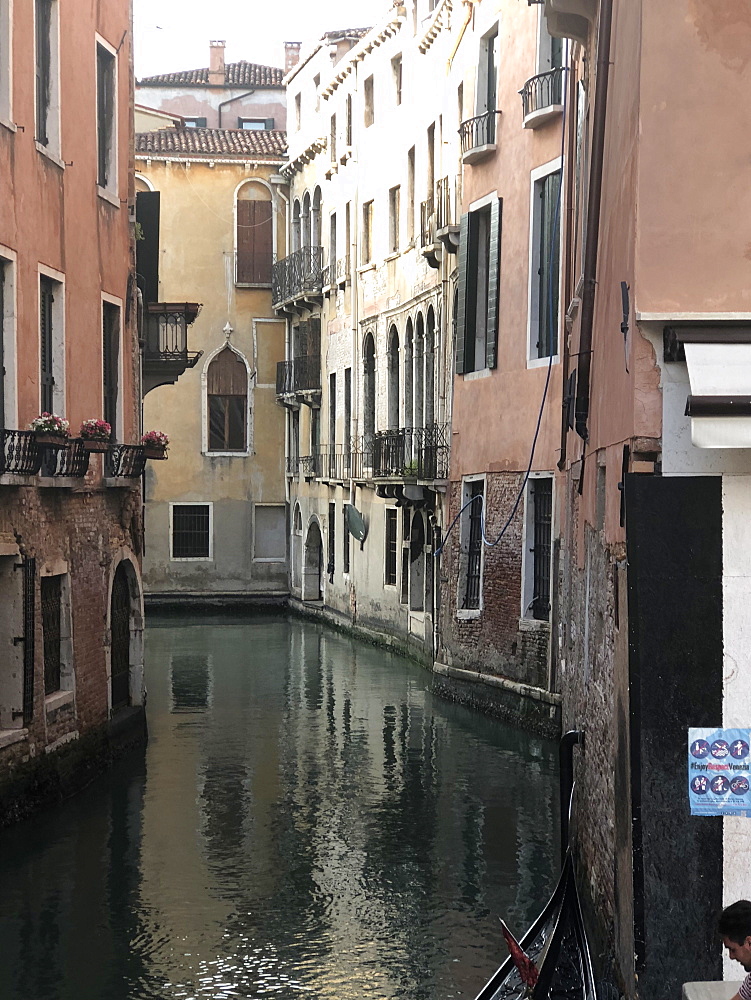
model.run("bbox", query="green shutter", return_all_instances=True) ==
[485,198,502,370]
[455,213,469,374]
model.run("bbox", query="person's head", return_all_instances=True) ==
[719,901,751,971]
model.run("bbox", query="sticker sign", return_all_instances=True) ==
[689,728,751,817]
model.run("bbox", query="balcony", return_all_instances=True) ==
[322,255,350,291]
[435,176,460,254]
[287,439,373,481]
[235,250,273,286]
[460,110,501,164]
[275,355,322,407]
[272,246,324,311]
[420,197,442,269]
[520,67,565,129]
[373,424,449,481]
[39,439,90,484]
[105,445,147,482]
[0,429,42,483]
[142,302,202,396]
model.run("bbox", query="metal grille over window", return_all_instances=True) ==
[172,505,210,559]
[385,508,398,586]
[463,483,484,610]
[531,479,553,620]
[208,347,247,451]
[41,574,62,695]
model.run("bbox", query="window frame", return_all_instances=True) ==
[0,0,13,129]
[456,475,485,619]
[527,157,562,366]
[40,568,74,707]
[0,247,17,429]
[234,179,275,287]
[202,343,252,456]
[101,295,122,441]
[170,503,214,561]
[521,473,554,622]
[385,506,398,587]
[35,0,62,161]
[95,35,118,197]
[38,265,65,417]
[455,193,501,375]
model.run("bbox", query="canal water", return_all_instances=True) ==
[0,615,560,1000]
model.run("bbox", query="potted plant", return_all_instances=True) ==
[79,419,112,452]
[141,430,169,459]
[29,413,70,447]
[402,459,419,477]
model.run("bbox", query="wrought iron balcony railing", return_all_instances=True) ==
[272,246,324,307]
[459,110,501,156]
[106,445,147,479]
[520,67,565,121]
[436,177,453,230]
[235,249,274,286]
[0,429,42,476]
[322,255,350,287]
[40,439,89,478]
[373,424,449,480]
[288,439,374,480]
[420,196,435,248]
[276,355,322,396]
[143,303,201,363]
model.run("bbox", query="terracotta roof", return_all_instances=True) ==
[138,60,284,88]
[323,27,372,40]
[135,128,287,159]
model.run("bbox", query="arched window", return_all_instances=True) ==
[425,306,436,428]
[302,191,312,248]
[414,312,425,429]
[311,187,322,247]
[403,317,414,430]
[207,347,248,452]
[236,182,273,285]
[363,332,376,448]
[387,325,400,430]
[292,199,301,252]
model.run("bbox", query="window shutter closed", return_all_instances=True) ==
[485,198,502,370]
[35,0,51,145]
[207,347,247,396]
[455,213,469,374]
[40,279,54,413]
[237,199,273,284]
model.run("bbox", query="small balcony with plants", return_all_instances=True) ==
[519,66,565,129]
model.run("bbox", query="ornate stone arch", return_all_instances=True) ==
[200,339,254,455]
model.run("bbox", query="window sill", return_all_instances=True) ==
[234,282,272,289]
[97,185,120,208]
[518,617,550,632]
[0,116,17,134]
[204,450,251,458]
[384,251,400,262]
[456,608,481,621]
[253,557,286,563]
[462,367,492,381]
[527,354,559,370]
[0,728,28,750]
[36,142,65,170]
[357,262,376,274]
[45,690,75,714]
[0,473,37,487]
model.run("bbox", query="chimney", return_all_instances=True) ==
[284,41,302,74]
[209,40,225,86]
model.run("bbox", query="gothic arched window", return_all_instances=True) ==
[207,347,248,452]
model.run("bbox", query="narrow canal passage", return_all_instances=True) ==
[0,615,560,1000]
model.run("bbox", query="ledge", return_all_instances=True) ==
[682,983,742,1000]
[523,104,563,130]
[97,185,120,208]
[38,476,84,489]
[0,728,28,750]
[0,473,37,487]
[433,661,561,707]
[36,142,65,170]
[45,690,75,715]
[103,477,140,488]
[462,143,496,165]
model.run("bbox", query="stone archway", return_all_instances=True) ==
[302,520,323,601]
[108,556,144,713]
[409,511,426,612]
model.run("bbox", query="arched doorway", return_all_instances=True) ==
[110,563,132,710]
[292,505,303,593]
[409,511,426,612]
[303,520,323,601]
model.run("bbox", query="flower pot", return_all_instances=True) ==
[143,445,168,460]
[35,433,69,448]
[82,439,110,453]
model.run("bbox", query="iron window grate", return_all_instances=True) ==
[172,505,210,559]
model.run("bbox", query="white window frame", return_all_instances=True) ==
[456,473,485,620]
[101,292,123,439]
[95,34,118,203]
[169,502,214,562]
[384,505,399,589]
[521,472,554,623]
[0,0,14,130]
[527,156,562,368]
[40,565,76,711]
[200,340,254,457]
[475,23,499,117]
[253,503,287,563]
[34,0,62,166]
[38,263,65,416]
[0,246,18,428]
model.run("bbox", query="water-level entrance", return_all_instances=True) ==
[0,614,559,1000]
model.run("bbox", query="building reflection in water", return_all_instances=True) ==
[0,615,558,1000]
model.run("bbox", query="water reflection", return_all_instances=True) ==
[0,615,559,1000]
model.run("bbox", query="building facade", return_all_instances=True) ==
[0,0,145,823]
[137,127,289,598]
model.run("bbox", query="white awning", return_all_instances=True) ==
[684,342,751,449]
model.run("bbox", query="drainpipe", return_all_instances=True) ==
[447,0,476,72]
[574,0,614,442]
[217,89,255,129]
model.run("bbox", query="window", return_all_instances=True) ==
[538,10,563,72]
[330,114,337,163]
[171,504,212,560]
[236,182,273,284]
[35,0,60,154]
[328,503,335,580]
[407,147,415,242]
[459,479,484,612]
[41,574,62,694]
[39,272,64,415]
[387,325,399,429]
[400,508,410,604]
[385,508,398,586]
[329,212,337,270]
[254,505,286,560]
[238,117,274,130]
[478,26,499,118]
[523,477,553,620]
[328,372,337,476]
[455,199,501,373]
[0,253,16,428]
[294,93,301,130]
[392,55,402,106]
[207,347,248,452]
[362,200,374,263]
[96,40,117,191]
[0,0,12,125]
[183,117,207,128]
[363,333,375,448]
[343,504,350,574]
[344,367,352,468]
[313,74,320,111]
[529,166,561,360]
[102,301,120,439]
[363,75,374,128]
[346,94,353,146]
[388,186,400,253]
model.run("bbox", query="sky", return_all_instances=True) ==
[133,0,389,79]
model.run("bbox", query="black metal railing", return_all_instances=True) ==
[40,439,90,478]
[420,196,435,248]
[520,67,565,120]
[236,249,273,285]
[459,110,501,155]
[288,440,375,480]
[276,355,322,395]
[372,424,449,480]
[272,246,324,306]
[106,444,147,479]
[0,429,42,475]
[143,303,201,364]
[436,176,453,230]
[322,255,350,287]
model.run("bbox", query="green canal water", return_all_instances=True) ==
[0,615,560,1000]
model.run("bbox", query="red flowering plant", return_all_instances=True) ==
[80,419,112,441]
[29,413,70,437]
[141,430,169,448]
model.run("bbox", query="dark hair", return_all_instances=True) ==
[719,901,751,944]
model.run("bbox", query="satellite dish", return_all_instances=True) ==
[345,504,367,543]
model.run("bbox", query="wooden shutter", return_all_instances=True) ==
[136,191,160,305]
[40,278,54,413]
[485,197,502,370]
[207,347,247,396]
[97,45,114,187]
[237,199,273,283]
[539,172,561,358]
[455,213,469,374]
[22,556,36,726]
[35,0,51,144]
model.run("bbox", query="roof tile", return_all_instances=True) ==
[135,127,287,159]
[138,60,284,88]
